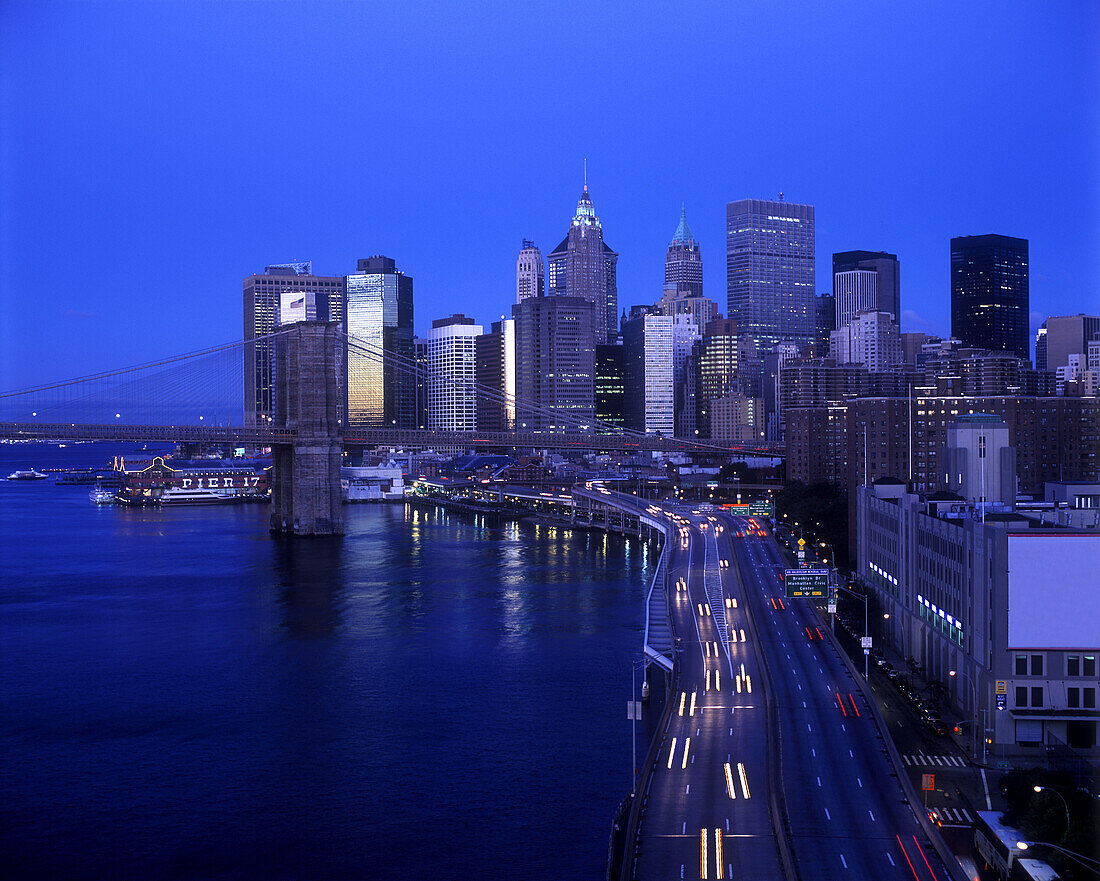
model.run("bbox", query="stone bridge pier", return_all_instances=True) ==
[270,321,344,535]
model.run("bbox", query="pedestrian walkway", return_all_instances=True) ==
[932,806,973,826]
[902,753,968,767]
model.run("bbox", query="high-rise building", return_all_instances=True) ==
[595,344,626,428]
[1040,314,1100,373]
[829,311,903,372]
[475,318,516,432]
[951,234,1029,360]
[243,262,344,426]
[1034,322,1048,372]
[426,314,481,431]
[711,394,766,444]
[622,312,674,435]
[832,250,900,323]
[657,291,719,337]
[664,205,703,297]
[345,256,415,428]
[672,314,701,438]
[726,196,815,352]
[547,185,619,344]
[815,292,836,353]
[694,318,741,439]
[513,295,596,431]
[413,337,429,429]
[515,240,545,304]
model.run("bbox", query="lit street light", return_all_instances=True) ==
[1032,786,1071,834]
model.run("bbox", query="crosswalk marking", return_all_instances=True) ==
[935,807,973,824]
[902,754,966,767]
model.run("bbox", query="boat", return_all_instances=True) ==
[7,469,49,480]
[90,487,115,505]
[159,486,233,504]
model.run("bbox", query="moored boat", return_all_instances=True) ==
[7,469,49,480]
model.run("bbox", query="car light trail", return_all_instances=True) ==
[705,603,711,616]
[714,829,724,878]
[715,667,721,690]
[678,692,686,716]
[737,762,751,798]
[681,737,691,769]
[689,690,697,716]
[735,675,741,693]
[745,675,752,693]
[706,670,711,691]
[667,737,677,769]
[849,693,860,717]
[699,828,708,879]
[724,762,736,799]
[739,629,746,642]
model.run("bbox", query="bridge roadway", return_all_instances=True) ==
[0,422,781,455]
[722,515,950,880]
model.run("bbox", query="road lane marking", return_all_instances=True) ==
[667,737,677,769]
[840,854,847,869]
[811,748,815,756]
[817,776,822,786]
[868,810,876,821]
[886,853,895,866]
[857,778,863,788]
[824,807,831,820]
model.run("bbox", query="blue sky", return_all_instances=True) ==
[1,1,1097,389]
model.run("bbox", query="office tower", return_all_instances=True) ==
[1034,322,1048,371]
[513,295,596,430]
[1040,314,1100,372]
[345,256,415,427]
[832,250,901,323]
[951,234,1029,360]
[657,291,719,336]
[726,196,815,352]
[547,184,619,344]
[475,318,516,431]
[516,240,545,304]
[426,314,481,431]
[694,318,740,439]
[672,314,700,437]
[595,344,626,428]
[622,312,674,435]
[829,311,903,372]
[711,394,766,444]
[664,205,703,297]
[244,262,345,426]
[413,337,429,429]
[815,292,836,352]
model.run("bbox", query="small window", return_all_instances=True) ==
[1085,689,1097,710]
[1085,656,1097,677]
[1031,655,1044,676]
[1031,686,1044,708]
[1068,655,1081,677]
[1068,688,1080,708]
[1015,686,1028,707]
[1015,655,1028,676]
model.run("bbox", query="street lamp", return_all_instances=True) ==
[1032,786,1071,834]
[949,669,986,763]
[832,581,870,679]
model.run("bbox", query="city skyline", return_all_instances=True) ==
[2,2,1097,390]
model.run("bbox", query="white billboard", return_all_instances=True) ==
[1007,533,1100,650]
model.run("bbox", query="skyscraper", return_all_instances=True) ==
[694,317,740,439]
[513,295,596,430]
[595,344,626,428]
[515,240,544,304]
[345,256,415,427]
[622,311,674,436]
[829,311,903,372]
[426,314,481,431]
[547,185,619,344]
[726,197,815,352]
[1040,314,1100,373]
[832,250,901,323]
[243,262,344,426]
[950,234,1029,360]
[475,318,516,431]
[664,205,703,297]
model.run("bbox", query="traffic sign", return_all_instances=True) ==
[784,568,829,598]
[996,694,1007,710]
[995,680,1007,695]
[921,774,935,791]
[626,701,643,720]
[861,636,873,649]
[797,537,806,548]
[827,602,837,614]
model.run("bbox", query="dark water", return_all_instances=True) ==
[0,444,652,879]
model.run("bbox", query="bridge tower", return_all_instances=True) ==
[269,321,344,535]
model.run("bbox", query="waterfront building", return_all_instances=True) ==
[664,204,703,297]
[547,184,619,344]
[833,250,900,324]
[475,318,516,431]
[725,196,815,352]
[513,295,596,431]
[622,311,674,435]
[856,429,1100,757]
[595,343,625,428]
[515,240,545,304]
[243,262,344,426]
[829,310,903,372]
[345,256,415,427]
[950,234,1029,361]
[426,314,481,431]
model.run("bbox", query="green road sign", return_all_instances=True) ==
[784,568,829,598]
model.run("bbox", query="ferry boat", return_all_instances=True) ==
[159,486,234,505]
[89,486,115,505]
[7,469,49,480]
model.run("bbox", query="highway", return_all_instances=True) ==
[723,516,950,880]
[632,510,783,880]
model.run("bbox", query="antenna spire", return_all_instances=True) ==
[583,158,587,193]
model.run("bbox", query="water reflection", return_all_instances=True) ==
[271,535,347,638]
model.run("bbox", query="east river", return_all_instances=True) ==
[0,444,653,879]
